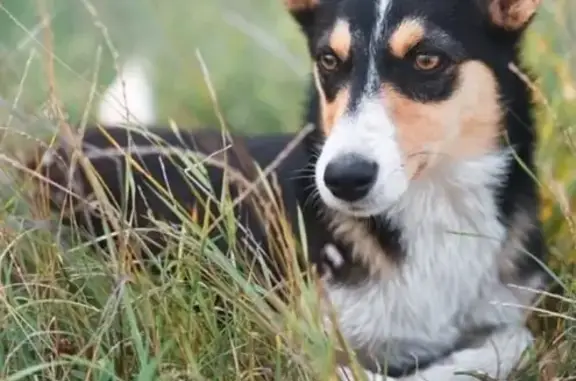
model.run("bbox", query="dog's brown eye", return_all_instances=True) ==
[414,53,442,71]
[318,53,340,72]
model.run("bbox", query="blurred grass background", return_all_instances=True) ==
[0,0,574,380]
[0,0,310,134]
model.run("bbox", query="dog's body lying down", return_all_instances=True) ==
[26,126,330,273]
[26,122,548,381]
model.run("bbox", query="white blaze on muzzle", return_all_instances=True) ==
[316,97,409,215]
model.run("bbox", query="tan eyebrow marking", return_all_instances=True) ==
[329,19,352,61]
[389,18,425,58]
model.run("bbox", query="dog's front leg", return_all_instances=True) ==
[336,365,397,381]
[337,326,532,381]
[401,326,533,381]
[323,243,398,381]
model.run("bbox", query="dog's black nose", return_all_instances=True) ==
[323,154,378,202]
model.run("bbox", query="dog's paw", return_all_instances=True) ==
[336,365,396,381]
[336,365,359,381]
[321,243,346,281]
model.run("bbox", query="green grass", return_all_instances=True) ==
[0,0,574,380]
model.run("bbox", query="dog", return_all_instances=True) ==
[286,0,551,379]
[23,0,551,379]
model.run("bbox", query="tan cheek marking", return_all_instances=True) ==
[329,20,352,61]
[382,61,503,178]
[388,18,425,58]
[313,66,350,136]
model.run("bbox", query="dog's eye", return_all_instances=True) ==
[318,53,340,72]
[413,53,442,71]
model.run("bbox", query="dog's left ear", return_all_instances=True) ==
[284,0,319,38]
[484,0,542,30]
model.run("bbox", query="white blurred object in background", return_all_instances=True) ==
[97,57,156,126]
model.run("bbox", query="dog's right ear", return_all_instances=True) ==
[284,0,319,39]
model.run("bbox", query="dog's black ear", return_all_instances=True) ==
[480,0,542,31]
[284,0,319,38]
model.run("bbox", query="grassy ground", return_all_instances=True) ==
[0,0,574,380]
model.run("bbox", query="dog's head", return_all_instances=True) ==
[286,0,541,217]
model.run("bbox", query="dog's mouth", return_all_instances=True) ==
[315,182,395,217]
[326,199,391,218]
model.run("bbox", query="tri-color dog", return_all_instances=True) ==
[24,0,550,379]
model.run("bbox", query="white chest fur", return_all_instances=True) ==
[322,153,530,369]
